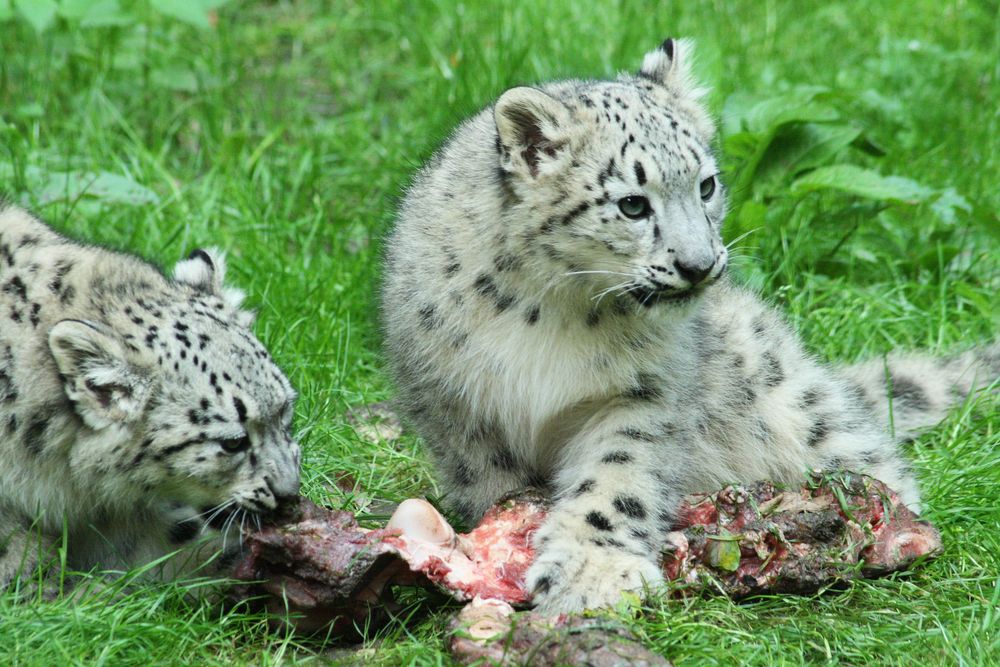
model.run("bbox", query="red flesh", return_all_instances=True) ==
[231,472,941,635]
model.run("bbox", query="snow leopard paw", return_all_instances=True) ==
[526,534,664,614]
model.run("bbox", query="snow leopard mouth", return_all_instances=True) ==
[201,502,268,532]
[626,285,703,308]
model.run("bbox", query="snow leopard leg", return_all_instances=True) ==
[525,403,682,613]
[840,341,1000,442]
[401,387,536,525]
[0,511,61,599]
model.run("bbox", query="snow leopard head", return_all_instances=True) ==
[48,249,301,522]
[495,38,728,308]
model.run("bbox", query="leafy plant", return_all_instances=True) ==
[1,0,230,32]
[719,85,978,283]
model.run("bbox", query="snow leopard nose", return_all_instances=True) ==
[265,473,300,508]
[273,491,300,512]
[272,481,300,506]
[673,256,714,286]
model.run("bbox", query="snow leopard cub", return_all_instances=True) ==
[0,205,300,596]
[382,40,998,612]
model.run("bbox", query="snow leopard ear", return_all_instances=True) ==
[174,248,227,294]
[638,38,707,101]
[495,87,572,178]
[49,320,151,429]
[173,247,252,321]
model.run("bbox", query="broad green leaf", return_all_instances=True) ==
[721,131,760,162]
[150,0,210,28]
[706,534,742,572]
[722,88,846,205]
[722,87,837,136]
[37,170,159,205]
[0,0,13,21]
[791,165,934,203]
[754,123,863,190]
[15,0,57,33]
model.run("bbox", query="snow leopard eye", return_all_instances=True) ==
[618,195,652,219]
[699,176,716,201]
[219,435,250,453]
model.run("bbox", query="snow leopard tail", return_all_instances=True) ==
[839,341,1000,442]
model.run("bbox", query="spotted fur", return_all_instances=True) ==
[0,205,300,595]
[381,39,999,614]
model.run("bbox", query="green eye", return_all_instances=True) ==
[219,436,250,453]
[700,176,716,201]
[618,196,652,219]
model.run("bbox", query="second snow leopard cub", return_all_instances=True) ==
[0,205,300,595]
[382,40,998,613]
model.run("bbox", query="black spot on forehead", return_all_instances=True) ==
[233,397,247,422]
[633,161,646,186]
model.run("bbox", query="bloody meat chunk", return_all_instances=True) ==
[230,500,405,634]
[231,472,940,637]
[448,597,670,666]
[662,472,941,596]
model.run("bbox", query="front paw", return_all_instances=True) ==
[526,537,664,614]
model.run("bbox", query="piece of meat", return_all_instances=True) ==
[448,597,670,666]
[383,490,547,604]
[230,472,941,636]
[661,472,942,596]
[230,500,405,634]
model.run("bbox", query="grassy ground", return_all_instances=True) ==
[1,0,998,664]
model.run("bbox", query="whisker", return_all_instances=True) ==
[221,508,240,553]
[528,261,645,311]
[591,280,634,306]
[726,227,760,250]
[238,511,248,554]
[198,500,236,533]
[563,269,635,279]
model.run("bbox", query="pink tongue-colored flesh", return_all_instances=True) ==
[231,472,941,636]
[383,494,544,604]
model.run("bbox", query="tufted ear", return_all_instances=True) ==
[174,248,227,294]
[495,87,573,178]
[49,320,151,429]
[173,247,250,317]
[638,38,708,101]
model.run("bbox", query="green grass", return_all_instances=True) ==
[1,0,998,664]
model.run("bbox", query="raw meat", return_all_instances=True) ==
[662,472,942,596]
[448,597,670,666]
[231,472,940,638]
